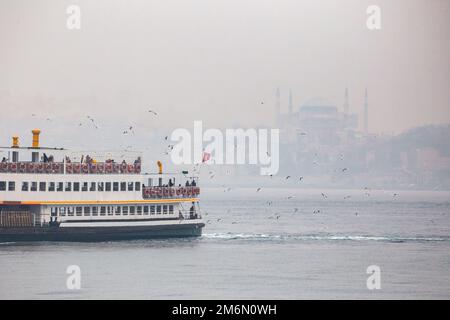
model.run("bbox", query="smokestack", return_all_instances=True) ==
[31,129,41,148]
[288,89,293,114]
[11,136,19,148]
[343,88,349,115]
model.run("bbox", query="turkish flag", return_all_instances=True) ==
[202,152,211,163]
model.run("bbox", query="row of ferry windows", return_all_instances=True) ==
[0,181,141,192]
[51,205,174,217]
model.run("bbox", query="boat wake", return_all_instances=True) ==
[202,232,450,243]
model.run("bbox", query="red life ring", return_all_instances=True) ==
[0,162,7,172]
[97,163,105,173]
[52,163,61,173]
[176,188,181,196]
[121,163,127,173]
[105,163,113,173]
[10,163,18,172]
[45,163,52,173]
[73,163,81,173]
[134,163,141,173]
[27,163,35,173]
[113,163,120,173]
[128,164,134,173]
[82,164,89,174]
[66,163,73,174]
[37,163,44,173]
[19,163,26,173]
[156,188,162,196]
[90,163,97,173]
[144,188,150,198]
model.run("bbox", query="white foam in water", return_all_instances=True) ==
[202,233,449,243]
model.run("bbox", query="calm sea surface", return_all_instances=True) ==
[1,188,449,299]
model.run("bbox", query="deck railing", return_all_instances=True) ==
[0,161,141,174]
[142,186,200,199]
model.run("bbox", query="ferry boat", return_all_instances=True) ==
[0,130,204,242]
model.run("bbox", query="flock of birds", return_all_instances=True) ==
[29,108,402,227]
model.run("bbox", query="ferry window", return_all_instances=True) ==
[129,206,135,215]
[98,182,104,192]
[157,205,162,215]
[90,182,96,192]
[84,207,91,216]
[122,206,128,215]
[31,182,38,192]
[105,182,111,192]
[163,205,168,214]
[57,182,63,192]
[68,207,74,217]
[113,182,119,191]
[82,182,88,192]
[22,182,29,191]
[60,207,66,216]
[51,207,57,216]
[65,182,72,192]
[49,182,55,192]
[73,182,80,192]
[76,207,82,216]
[135,182,141,191]
[0,181,5,191]
[39,182,46,192]
[127,182,134,191]
[114,206,121,215]
[8,181,15,191]
[107,206,113,216]
[143,206,149,215]
[100,206,106,216]
[137,206,142,215]
[150,206,155,215]
[92,206,98,216]
[169,205,174,214]
[120,182,126,191]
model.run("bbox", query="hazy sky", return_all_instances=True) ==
[0,0,449,147]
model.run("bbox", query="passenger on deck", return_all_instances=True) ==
[189,202,196,219]
[185,180,190,187]
[168,179,174,187]
[1,157,6,163]
[191,180,196,187]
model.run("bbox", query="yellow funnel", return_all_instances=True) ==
[12,136,19,148]
[157,161,163,174]
[31,129,41,148]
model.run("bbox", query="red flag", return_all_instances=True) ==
[202,152,211,163]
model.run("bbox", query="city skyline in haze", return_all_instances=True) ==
[0,0,449,147]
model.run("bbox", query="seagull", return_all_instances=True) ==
[256,188,262,192]
[342,168,348,172]
[286,195,295,199]
[321,192,328,199]
[313,210,321,214]
[285,176,291,180]
[355,212,358,216]
[299,176,304,181]
[148,110,158,116]
[294,208,299,213]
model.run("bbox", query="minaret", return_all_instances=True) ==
[288,89,293,114]
[343,87,349,115]
[275,87,281,116]
[364,88,368,135]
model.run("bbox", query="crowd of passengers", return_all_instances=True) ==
[1,154,141,166]
[159,178,197,188]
